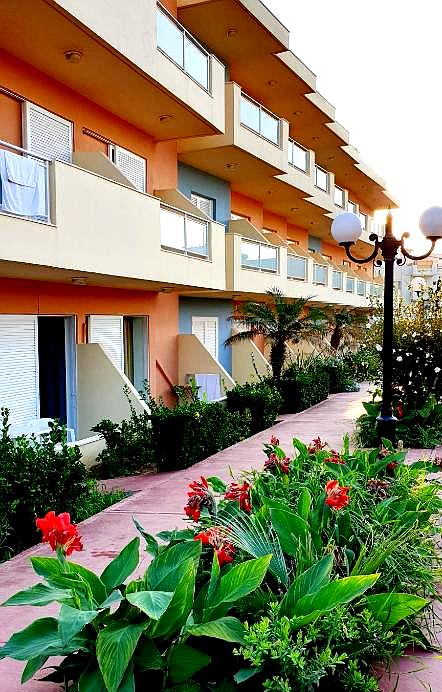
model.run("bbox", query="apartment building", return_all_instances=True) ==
[0,0,396,450]
[392,257,442,303]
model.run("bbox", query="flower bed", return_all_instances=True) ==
[1,435,440,691]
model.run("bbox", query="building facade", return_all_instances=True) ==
[0,0,396,447]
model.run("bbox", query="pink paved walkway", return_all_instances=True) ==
[0,386,440,691]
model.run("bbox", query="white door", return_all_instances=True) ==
[192,316,218,359]
[109,144,146,192]
[0,315,39,425]
[88,315,124,371]
[23,102,73,162]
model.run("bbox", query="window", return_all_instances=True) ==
[308,235,322,253]
[240,94,280,145]
[334,185,345,208]
[109,144,146,192]
[288,139,308,171]
[357,280,366,296]
[359,212,367,231]
[0,315,39,425]
[192,316,218,359]
[160,206,209,258]
[156,5,210,91]
[346,276,355,293]
[313,263,328,285]
[241,240,278,272]
[191,192,214,218]
[348,200,357,214]
[314,165,329,192]
[332,270,343,290]
[23,102,72,162]
[287,255,307,280]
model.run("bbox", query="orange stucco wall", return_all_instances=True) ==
[0,49,177,193]
[263,210,287,239]
[0,278,179,402]
[287,223,308,250]
[231,192,263,228]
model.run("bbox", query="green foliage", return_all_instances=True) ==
[226,382,282,435]
[321,355,359,393]
[344,346,382,384]
[278,355,330,413]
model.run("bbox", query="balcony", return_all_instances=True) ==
[178,82,289,183]
[0,148,226,291]
[0,0,225,141]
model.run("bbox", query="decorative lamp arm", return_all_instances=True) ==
[400,232,437,261]
[339,234,381,265]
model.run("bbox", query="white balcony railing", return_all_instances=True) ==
[313,263,328,285]
[357,279,366,296]
[241,239,278,272]
[332,270,343,290]
[0,139,50,223]
[288,138,309,172]
[160,205,209,258]
[314,165,329,192]
[240,94,281,146]
[156,4,211,92]
[287,254,307,280]
[346,276,355,293]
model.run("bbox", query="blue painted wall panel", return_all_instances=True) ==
[177,163,230,227]
[179,298,232,374]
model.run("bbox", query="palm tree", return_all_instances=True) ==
[325,308,368,351]
[226,288,325,381]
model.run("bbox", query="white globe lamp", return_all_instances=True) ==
[419,206,442,239]
[331,212,363,244]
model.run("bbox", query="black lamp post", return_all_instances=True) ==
[331,207,442,445]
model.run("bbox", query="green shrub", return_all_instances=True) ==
[322,356,359,393]
[73,479,127,523]
[92,414,155,478]
[226,382,283,435]
[278,356,330,413]
[344,346,382,383]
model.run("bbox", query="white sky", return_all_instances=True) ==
[265,0,442,253]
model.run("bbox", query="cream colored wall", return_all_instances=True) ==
[52,0,225,133]
[73,151,136,188]
[71,435,106,469]
[232,339,271,384]
[178,334,235,395]
[0,161,226,290]
[77,343,149,439]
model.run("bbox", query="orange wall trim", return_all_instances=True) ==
[0,278,179,401]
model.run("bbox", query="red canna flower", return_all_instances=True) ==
[308,437,327,454]
[184,476,212,522]
[324,480,350,510]
[194,527,235,566]
[386,461,398,472]
[396,403,404,419]
[265,452,291,474]
[36,511,83,556]
[225,481,252,512]
[323,451,345,465]
[270,435,280,446]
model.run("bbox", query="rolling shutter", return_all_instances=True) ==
[24,102,73,162]
[192,316,218,359]
[0,315,39,425]
[88,315,124,371]
[190,193,214,218]
[112,145,146,192]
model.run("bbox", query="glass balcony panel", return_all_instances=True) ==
[359,213,367,231]
[287,255,307,280]
[184,35,209,89]
[160,207,186,251]
[315,166,329,192]
[288,140,308,171]
[357,280,366,296]
[157,9,184,67]
[241,240,260,269]
[260,244,278,272]
[186,216,208,256]
[334,186,345,207]
[348,200,357,214]
[260,109,279,144]
[346,277,355,293]
[332,270,343,289]
[240,96,260,133]
[313,264,328,284]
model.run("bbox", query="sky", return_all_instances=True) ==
[265,0,442,253]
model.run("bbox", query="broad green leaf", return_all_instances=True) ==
[168,644,210,684]
[146,541,201,591]
[133,517,158,557]
[100,589,123,609]
[135,638,164,670]
[234,667,262,684]
[30,557,62,580]
[79,665,107,692]
[153,560,196,640]
[21,655,48,684]
[294,574,379,617]
[100,538,140,591]
[58,604,99,646]
[366,592,429,628]
[270,508,309,557]
[0,617,88,661]
[30,557,106,605]
[67,562,107,605]
[292,438,308,456]
[186,617,246,644]
[206,476,227,493]
[207,555,271,611]
[96,622,145,692]
[126,590,173,620]
[118,661,135,692]
[279,555,333,617]
[297,488,312,521]
[2,583,72,607]
[156,529,195,542]
[207,551,221,604]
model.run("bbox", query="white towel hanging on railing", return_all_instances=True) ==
[0,149,46,218]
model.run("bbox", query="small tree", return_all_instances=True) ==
[324,308,368,351]
[226,288,325,381]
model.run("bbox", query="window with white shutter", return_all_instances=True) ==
[192,316,218,359]
[88,316,124,371]
[23,102,73,162]
[0,315,39,425]
[191,192,214,218]
[109,144,146,192]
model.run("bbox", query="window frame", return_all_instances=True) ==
[240,238,279,273]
